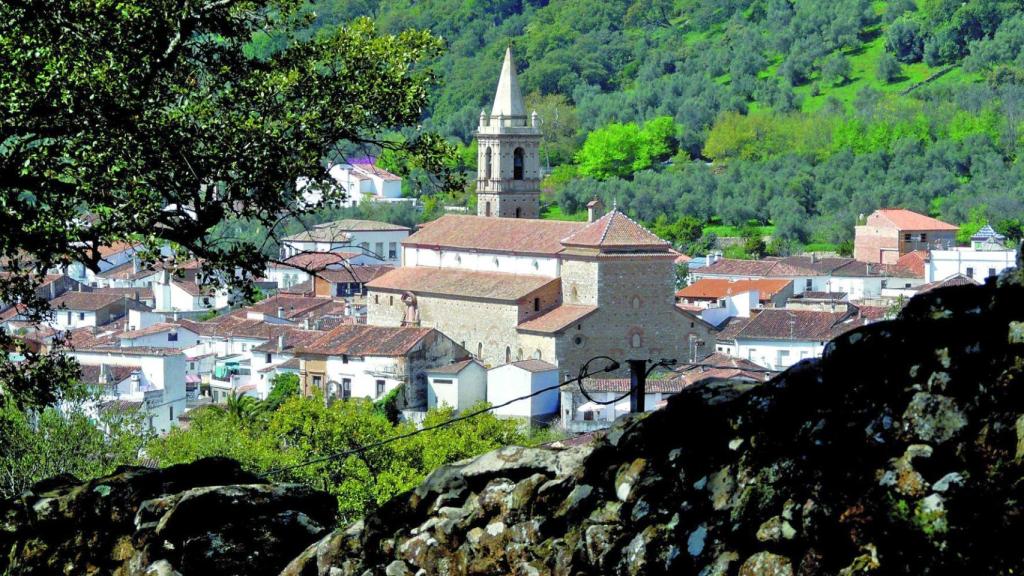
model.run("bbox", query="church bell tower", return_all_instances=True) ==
[476,46,542,219]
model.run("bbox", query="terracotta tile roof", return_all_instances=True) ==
[914,273,981,294]
[892,250,929,278]
[170,280,208,297]
[50,291,128,311]
[517,305,598,334]
[251,329,322,352]
[78,364,140,385]
[72,345,184,357]
[561,211,670,251]
[279,279,314,295]
[427,358,483,375]
[402,214,585,255]
[257,357,301,373]
[735,309,858,341]
[318,265,395,285]
[295,324,435,357]
[698,259,780,277]
[271,252,351,271]
[95,241,140,259]
[91,287,154,301]
[351,163,402,181]
[505,359,558,372]
[714,316,751,341]
[674,253,693,265]
[285,219,410,242]
[856,305,888,320]
[228,294,334,320]
[676,279,792,302]
[119,322,193,339]
[180,317,301,340]
[673,352,775,386]
[699,256,904,279]
[367,267,559,302]
[873,208,958,231]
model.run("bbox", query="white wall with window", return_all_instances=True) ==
[402,246,559,277]
[734,338,823,371]
[926,247,1016,283]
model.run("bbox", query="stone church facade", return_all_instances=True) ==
[365,48,712,381]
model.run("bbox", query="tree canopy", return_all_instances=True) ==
[0,0,451,406]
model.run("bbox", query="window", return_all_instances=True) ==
[517,348,523,360]
[573,335,585,347]
[78,312,85,321]
[189,362,195,370]
[241,343,247,352]
[506,347,511,364]
[477,342,483,358]
[375,242,384,258]
[168,331,178,342]
[360,241,369,252]
[374,294,379,304]
[805,279,813,290]
[375,380,385,397]
[583,411,595,421]
[434,378,453,385]
[904,233,911,242]
[312,375,322,389]
[920,233,927,242]
[342,354,349,364]
[342,378,352,400]
[513,148,524,180]
[515,207,522,218]
[533,297,540,312]
[632,296,640,310]
[631,333,642,348]
[989,268,997,277]
[485,202,491,217]
[66,311,72,324]
[388,242,398,259]
[777,350,790,367]
[389,295,394,306]
[169,406,174,420]
[533,349,542,360]
[265,353,272,363]
[966,267,974,278]
[484,147,492,179]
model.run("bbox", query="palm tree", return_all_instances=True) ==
[225,391,265,426]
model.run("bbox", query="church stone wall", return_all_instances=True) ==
[560,259,600,305]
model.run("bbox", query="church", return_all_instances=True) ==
[365,47,711,380]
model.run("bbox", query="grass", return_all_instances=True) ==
[540,205,588,221]
[703,224,775,237]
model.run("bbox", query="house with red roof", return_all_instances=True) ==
[854,208,959,264]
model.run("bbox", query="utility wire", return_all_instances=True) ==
[265,355,622,476]
[266,357,778,477]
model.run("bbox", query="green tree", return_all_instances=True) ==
[877,53,904,83]
[524,92,581,166]
[0,2,450,407]
[264,373,301,412]
[575,122,644,179]
[822,53,853,86]
[956,204,989,244]
[0,382,150,498]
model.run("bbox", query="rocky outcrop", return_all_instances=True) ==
[0,458,336,575]
[298,268,1024,575]
[5,268,1024,575]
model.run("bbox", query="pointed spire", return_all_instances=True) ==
[491,45,526,118]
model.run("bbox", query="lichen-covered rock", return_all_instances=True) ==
[0,458,335,575]
[308,267,1024,575]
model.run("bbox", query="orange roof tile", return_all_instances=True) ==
[367,267,558,301]
[517,305,598,334]
[561,211,670,251]
[873,209,958,231]
[403,214,585,255]
[296,324,435,357]
[894,250,928,278]
[676,278,792,302]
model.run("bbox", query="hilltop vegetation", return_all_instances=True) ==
[274,0,1024,255]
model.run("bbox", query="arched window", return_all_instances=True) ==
[533,349,542,360]
[632,296,641,310]
[485,202,491,217]
[484,147,492,180]
[513,147,524,180]
[517,348,523,361]
[477,342,483,358]
[515,207,522,218]
[631,333,642,348]
[505,347,511,364]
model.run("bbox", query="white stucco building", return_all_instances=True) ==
[426,359,488,413]
[486,359,560,420]
[281,219,410,263]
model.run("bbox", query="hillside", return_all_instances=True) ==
[261,0,1024,257]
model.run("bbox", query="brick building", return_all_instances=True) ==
[854,208,958,264]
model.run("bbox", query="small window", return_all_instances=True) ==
[805,279,813,290]
[477,342,483,358]
[920,233,927,242]
[631,296,640,310]
[506,346,512,363]
[342,354,349,364]
[513,147,525,180]
[515,207,522,218]
[966,267,974,278]
[375,380,386,397]
[904,233,911,242]
[573,335,584,347]
[388,242,398,259]
[312,375,322,388]
[169,406,174,419]
[533,349,542,360]
[79,312,85,320]
[342,378,352,400]
[631,333,642,348]
[241,343,247,352]
[265,353,272,363]
[374,294,379,304]
[168,332,178,342]
[533,297,540,312]
[433,378,453,385]
[375,242,384,258]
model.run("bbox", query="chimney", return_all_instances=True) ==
[48,281,56,300]
[132,257,139,274]
[304,317,311,330]
[277,306,285,318]
[133,289,140,301]
[810,252,817,263]
[277,334,285,350]
[586,197,604,223]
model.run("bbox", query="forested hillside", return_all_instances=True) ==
[263,0,1024,255]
